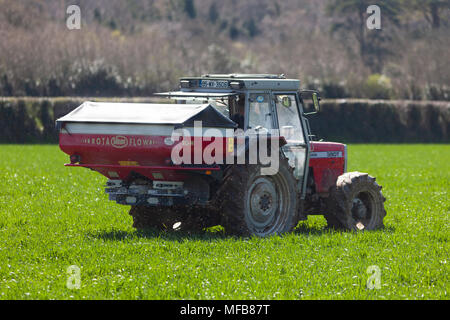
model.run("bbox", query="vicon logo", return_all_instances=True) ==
[111,136,128,149]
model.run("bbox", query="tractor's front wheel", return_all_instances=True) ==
[325,172,386,231]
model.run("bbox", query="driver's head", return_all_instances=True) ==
[236,95,245,115]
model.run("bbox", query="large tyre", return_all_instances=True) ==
[325,172,386,231]
[216,158,300,237]
[129,206,182,231]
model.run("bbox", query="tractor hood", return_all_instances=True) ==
[56,101,237,129]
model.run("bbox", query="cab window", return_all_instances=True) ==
[274,94,304,143]
[248,93,273,130]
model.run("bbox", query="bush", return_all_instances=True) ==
[425,84,450,101]
[321,82,348,99]
[363,74,393,99]
[70,60,124,97]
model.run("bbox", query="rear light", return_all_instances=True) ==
[70,154,81,164]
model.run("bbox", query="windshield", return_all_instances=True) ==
[248,93,273,130]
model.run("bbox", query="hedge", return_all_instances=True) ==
[0,97,448,143]
[307,99,449,143]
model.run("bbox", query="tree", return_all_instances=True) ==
[409,0,450,29]
[183,0,197,19]
[244,18,259,38]
[208,3,219,24]
[326,0,402,72]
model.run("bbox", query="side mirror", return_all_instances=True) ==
[312,92,320,113]
[300,90,321,115]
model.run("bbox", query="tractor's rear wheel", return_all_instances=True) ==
[216,158,300,237]
[325,172,386,231]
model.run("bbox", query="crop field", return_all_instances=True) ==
[0,144,448,300]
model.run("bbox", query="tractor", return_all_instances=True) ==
[57,74,386,236]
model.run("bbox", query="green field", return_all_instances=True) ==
[0,145,448,299]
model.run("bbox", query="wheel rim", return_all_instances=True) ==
[248,177,279,229]
[245,173,291,236]
[351,192,374,229]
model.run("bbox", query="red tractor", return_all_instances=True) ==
[57,74,386,236]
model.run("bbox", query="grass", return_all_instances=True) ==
[0,144,448,300]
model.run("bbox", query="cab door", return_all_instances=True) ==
[272,93,310,196]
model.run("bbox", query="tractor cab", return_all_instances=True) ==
[156,74,319,139]
[156,74,320,182]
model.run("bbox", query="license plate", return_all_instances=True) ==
[200,80,229,88]
[153,181,183,190]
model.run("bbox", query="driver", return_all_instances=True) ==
[231,95,245,129]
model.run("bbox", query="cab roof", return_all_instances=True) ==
[201,73,287,79]
[179,74,300,91]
